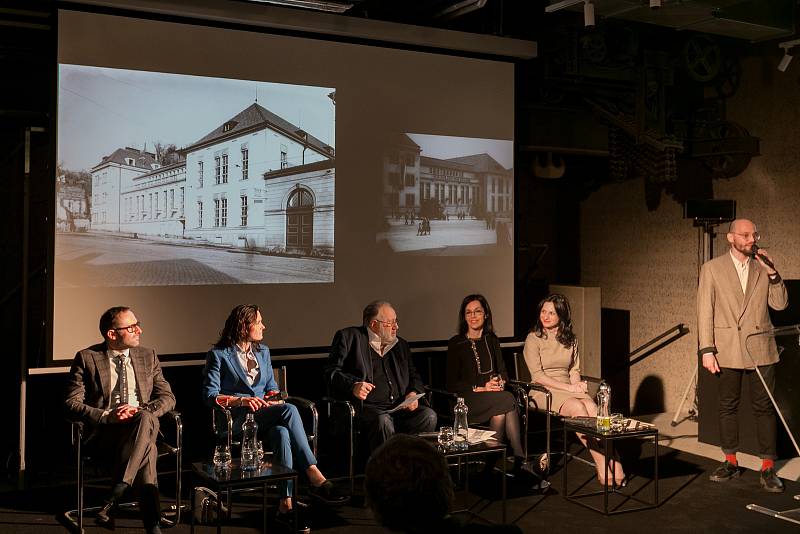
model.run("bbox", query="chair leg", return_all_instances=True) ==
[77,441,84,533]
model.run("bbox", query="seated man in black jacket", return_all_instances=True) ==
[324,300,437,451]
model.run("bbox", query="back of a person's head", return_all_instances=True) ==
[364,434,454,533]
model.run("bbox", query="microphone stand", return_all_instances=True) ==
[744,324,800,525]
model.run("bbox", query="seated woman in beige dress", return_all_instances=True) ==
[523,294,625,486]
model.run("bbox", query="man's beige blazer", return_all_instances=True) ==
[697,251,788,369]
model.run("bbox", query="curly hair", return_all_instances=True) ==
[365,434,454,533]
[214,304,262,349]
[531,293,577,349]
[456,294,494,336]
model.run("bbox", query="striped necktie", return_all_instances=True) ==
[117,355,129,406]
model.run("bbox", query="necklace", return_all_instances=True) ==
[468,337,493,375]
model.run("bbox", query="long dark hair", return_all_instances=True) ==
[532,294,576,349]
[457,294,494,336]
[214,304,261,349]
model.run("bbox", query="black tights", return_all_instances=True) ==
[489,409,524,458]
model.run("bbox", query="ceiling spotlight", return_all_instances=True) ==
[650,0,662,8]
[778,51,793,72]
[778,38,800,72]
[584,1,595,28]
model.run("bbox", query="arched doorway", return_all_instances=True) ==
[286,187,314,254]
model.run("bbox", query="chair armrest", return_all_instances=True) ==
[285,396,314,411]
[321,396,356,418]
[507,379,550,395]
[211,404,234,449]
[423,386,458,401]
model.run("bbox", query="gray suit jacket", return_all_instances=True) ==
[65,342,176,427]
[697,252,788,369]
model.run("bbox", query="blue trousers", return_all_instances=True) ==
[254,403,316,498]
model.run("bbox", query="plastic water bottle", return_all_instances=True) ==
[241,412,259,470]
[453,397,469,450]
[596,381,611,432]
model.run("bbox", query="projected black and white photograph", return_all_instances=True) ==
[376,133,513,255]
[56,65,336,287]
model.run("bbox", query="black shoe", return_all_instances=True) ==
[709,461,740,482]
[761,468,785,493]
[308,480,349,505]
[511,459,551,492]
[276,506,311,533]
[145,526,162,534]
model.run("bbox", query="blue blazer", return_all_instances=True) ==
[202,344,279,407]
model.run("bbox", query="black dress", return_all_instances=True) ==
[446,333,516,424]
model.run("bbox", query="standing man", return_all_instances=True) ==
[697,219,788,492]
[324,300,437,452]
[65,307,176,533]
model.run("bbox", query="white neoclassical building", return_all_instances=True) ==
[382,134,512,219]
[88,102,335,257]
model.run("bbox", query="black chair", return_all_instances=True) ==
[208,366,318,516]
[211,366,318,457]
[322,384,450,495]
[507,351,597,474]
[63,410,183,533]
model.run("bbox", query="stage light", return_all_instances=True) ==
[778,39,800,72]
[584,1,595,28]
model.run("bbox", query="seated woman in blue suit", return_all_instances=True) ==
[202,304,346,526]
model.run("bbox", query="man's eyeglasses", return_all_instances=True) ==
[465,309,485,317]
[374,319,399,327]
[113,322,142,333]
[732,232,760,241]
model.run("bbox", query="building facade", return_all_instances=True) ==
[382,134,513,219]
[87,103,335,256]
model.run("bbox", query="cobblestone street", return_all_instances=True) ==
[55,233,333,287]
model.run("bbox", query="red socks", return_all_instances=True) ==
[762,459,774,471]
[725,454,738,466]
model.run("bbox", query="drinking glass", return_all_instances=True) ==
[213,444,231,468]
[610,413,624,432]
[437,426,454,450]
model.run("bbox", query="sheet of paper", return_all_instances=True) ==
[385,392,426,414]
[467,428,496,444]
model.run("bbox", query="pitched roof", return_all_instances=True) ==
[93,147,157,170]
[445,153,509,173]
[186,102,333,156]
[419,155,474,171]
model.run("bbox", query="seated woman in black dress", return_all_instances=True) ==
[446,294,527,474]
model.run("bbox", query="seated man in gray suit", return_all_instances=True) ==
[324,300,437,452]
[65,306,176,534]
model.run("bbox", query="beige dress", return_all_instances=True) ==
[523,332,590,411]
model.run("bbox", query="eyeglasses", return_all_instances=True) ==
[732,232,760,241]
[113,322,142,333]
[374,319,399,327]
[465,309,485,317]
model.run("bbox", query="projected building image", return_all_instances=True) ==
[56,65,335,287]
[377,133,513,255]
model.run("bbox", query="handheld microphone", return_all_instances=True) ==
[751,244,776,270]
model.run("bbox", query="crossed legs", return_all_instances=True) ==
[560,398,625,485]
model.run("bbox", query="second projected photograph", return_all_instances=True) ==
[56,65,336,287]
[377,133,513,255]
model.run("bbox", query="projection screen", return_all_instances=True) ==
[53,9,515,359]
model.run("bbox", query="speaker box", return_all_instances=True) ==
[683,199,736,221]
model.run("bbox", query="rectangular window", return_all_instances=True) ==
[198,161,204,188]
[215,156,221,185]
[214,198,220,227]
[405,193,414,207]
[222,153,228,184]
[155,192,159,217]
[169,189,175,212]
[180,187,185,215]
[241,147,249,180]
[197,201,203,228]
[220,197,228,227]
[280,144,288,169]
[241,195,248,226]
